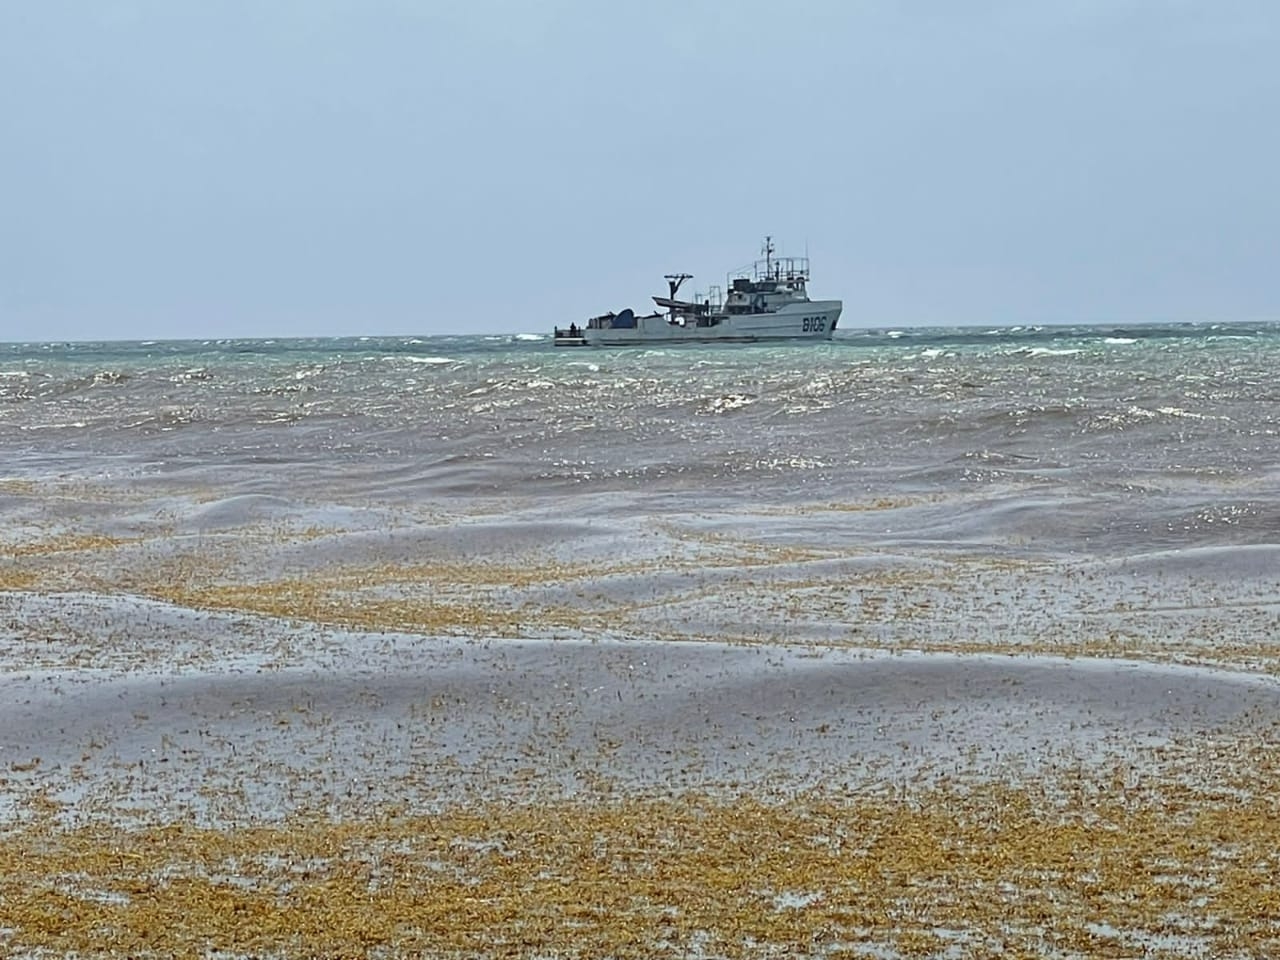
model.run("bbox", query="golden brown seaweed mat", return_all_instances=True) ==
[3,779,1278,959]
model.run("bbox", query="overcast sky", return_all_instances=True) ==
[2,1,1277,342]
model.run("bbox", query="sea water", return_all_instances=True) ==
[3,322,1278,562]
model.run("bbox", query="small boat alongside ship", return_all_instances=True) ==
[554,238,842,347]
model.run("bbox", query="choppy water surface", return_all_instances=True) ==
[4,323,1279,558]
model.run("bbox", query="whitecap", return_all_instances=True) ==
[1024,347,1081,357]
[170,367,212,383]
[1104,337,1137,345]
[401,356,456,365]
[514,333,544,341]
[706,393,757,413]
[1157,406,1216,420]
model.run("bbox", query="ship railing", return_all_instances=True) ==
[728,255,811,284]
[691,284,724,311]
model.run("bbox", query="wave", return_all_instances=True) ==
[1019,347,1082,357]
[840,320,1277,352]
[17,420,88,431]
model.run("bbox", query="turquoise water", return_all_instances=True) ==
[4,320,1277,366]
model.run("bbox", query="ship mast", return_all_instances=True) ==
[763,235,775,278]
[663,273,693,318]
[664,273,692,299]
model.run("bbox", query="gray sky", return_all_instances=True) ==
[3,1,1277,341]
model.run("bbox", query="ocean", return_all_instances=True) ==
[4,321,1278,558]
[5,322,1280,956]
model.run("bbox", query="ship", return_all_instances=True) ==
[553,238,842,346]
